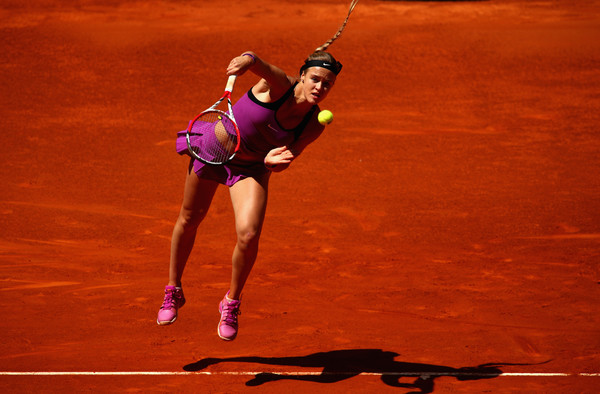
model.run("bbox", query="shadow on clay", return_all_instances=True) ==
[183,348,548,393]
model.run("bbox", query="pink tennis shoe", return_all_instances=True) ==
[218,292,241,341]
[157,286,186,325]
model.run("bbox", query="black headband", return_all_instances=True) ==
[299,59,343,75]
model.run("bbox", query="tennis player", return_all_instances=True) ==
[157,34,348,340]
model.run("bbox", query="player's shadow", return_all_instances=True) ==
[183,349,525,392]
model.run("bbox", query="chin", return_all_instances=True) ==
[310,95,324,104]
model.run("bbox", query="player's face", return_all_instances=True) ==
[302,67,336,104]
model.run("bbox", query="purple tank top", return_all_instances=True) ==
[176,82,317,186]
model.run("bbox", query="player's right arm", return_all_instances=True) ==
[226,52,294,101]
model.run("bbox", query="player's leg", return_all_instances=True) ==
[168,169,219,286]
[158,167,218,325]
[217,175,268,340]
[228,175,269,299]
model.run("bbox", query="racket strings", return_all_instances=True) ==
[188,111,238,164]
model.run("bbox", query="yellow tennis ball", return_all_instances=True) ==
[318,110,333,125]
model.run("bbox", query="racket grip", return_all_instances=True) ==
[225,75,237,93]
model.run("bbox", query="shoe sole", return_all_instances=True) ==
[217,329,236,341]
[157,316,177,326]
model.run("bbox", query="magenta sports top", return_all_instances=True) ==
[176,82,318,186]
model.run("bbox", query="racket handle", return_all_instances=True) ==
[225,75,237,93]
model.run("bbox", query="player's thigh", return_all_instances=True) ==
[179,169,219,225]
[229,176,268,236]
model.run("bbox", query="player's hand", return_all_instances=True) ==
[264,146,296,171]
[227,53,255,76]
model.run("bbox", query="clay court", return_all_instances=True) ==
[1,0,599,392]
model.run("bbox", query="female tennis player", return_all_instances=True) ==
[156,5,357,340]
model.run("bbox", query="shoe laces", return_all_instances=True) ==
[161,289,180,309]
[221,300,241,325]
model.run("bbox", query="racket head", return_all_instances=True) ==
[186,109,240,165]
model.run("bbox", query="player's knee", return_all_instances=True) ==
[236,226,260,250]
[178,209,207,230]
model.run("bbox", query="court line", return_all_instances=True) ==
[0,371,598,377]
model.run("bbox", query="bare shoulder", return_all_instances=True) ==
[251,79,270,94]
[251,76,297,103]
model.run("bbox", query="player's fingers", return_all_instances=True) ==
[272,146,288,154]
[227,55,255,76]
[227,65,246,76]
[226,61,242,76]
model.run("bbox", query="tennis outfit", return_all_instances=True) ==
[175,82,318,186]
[166,82,318,339]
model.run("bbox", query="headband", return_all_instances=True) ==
[299,59,343,75]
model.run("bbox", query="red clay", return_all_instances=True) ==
[1,0,599,392]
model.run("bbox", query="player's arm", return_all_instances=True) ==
[226,51,294,99]
[264,117,326,172]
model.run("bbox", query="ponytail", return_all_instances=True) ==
[315,0,360,52]
[300,0,359,77]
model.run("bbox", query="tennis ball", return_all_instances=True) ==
[318,110,333,125]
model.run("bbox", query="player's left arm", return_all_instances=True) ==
[264,116,326,172]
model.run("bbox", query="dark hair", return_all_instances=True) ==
[300,52,342,76]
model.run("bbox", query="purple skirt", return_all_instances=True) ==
[176,127,270,187]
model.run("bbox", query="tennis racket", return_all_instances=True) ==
[186,75,240,165]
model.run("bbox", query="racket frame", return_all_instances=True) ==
[186,75,240,165]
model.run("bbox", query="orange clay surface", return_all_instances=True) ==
[1,0,599,392]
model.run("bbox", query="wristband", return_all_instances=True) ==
[242,53,256,64]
